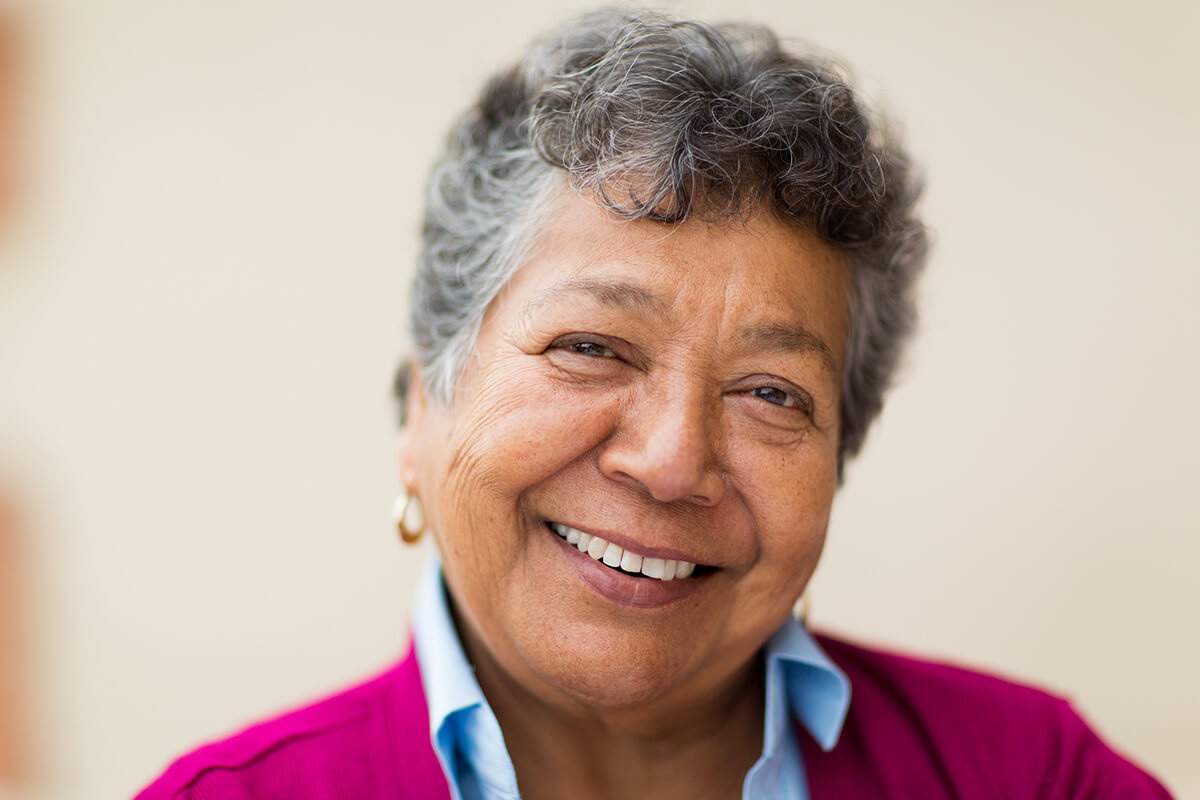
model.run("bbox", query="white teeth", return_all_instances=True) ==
[587,537,608,559]
[550,523,698,582]
[641,558,666,579]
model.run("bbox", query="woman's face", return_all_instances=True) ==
[401,189,849,714]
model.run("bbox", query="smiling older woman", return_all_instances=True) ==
[136,9,1171,800]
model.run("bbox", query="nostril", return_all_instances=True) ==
[597,397,724,505]
[602,454,725,506]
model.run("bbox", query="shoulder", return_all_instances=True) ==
[808,632,1173,799]
[817,631,1068,729]
[132,649,448,800]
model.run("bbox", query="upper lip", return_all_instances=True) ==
[546,519,717,567]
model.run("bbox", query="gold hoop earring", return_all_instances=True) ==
[393,490,425,545]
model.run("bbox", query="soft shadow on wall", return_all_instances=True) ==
[0,488,32,799]
[0,6,20,228]
[0,6,33,798]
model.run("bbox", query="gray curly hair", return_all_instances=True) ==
[397,8,928,472]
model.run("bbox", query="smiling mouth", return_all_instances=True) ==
[547,522,713,581]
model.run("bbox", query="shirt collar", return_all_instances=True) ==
[764,611,851,752]
[412,556,487,733]
[412,557,522,800]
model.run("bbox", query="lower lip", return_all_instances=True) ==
[548,525,708,608]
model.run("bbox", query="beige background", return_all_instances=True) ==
[0,0,1196,798]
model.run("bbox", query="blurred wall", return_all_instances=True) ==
[0,1,1196,798]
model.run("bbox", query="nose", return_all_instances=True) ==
[597,379,726,506]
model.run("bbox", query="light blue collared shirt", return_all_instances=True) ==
[412,558,851,800]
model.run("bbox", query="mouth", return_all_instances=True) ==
[547,522,714,581]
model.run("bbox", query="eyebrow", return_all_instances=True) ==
[734,323,838,373]
[525,277,838,373]
[525,278,669,317]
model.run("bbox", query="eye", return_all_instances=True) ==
[544,334,645,377]
[747,383,812,416]
[566,340,616,358]
[750,385,793,406]
[547,334,625,360]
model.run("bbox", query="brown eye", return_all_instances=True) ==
[567,341,616,358]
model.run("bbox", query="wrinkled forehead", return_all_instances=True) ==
[487,185,852,368]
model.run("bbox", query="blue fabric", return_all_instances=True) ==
[412,557,851,800]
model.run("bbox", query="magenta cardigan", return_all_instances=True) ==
[135,633,1173,799]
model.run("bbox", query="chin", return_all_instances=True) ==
[522,622,727,712]
[542,655,688,710]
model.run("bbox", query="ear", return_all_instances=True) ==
[396,360,428,486]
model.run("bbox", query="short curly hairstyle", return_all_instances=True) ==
[398,8,928,472]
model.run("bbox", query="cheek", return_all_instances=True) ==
[460,360,620,472]
[420,361,620,561]
[740,512,828,630]
[738,446,837,577]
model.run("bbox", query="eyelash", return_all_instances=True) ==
[564,340,616,358]
[547,333,625,361]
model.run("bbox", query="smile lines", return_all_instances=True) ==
[549,522,697,580]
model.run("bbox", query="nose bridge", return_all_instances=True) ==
[600,367,725,505]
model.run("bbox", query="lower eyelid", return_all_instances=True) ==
[753,392,814,420]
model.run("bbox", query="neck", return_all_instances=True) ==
[465,631,767,800]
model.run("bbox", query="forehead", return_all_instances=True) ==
[531,187,839,277]
[495,189,851,365]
